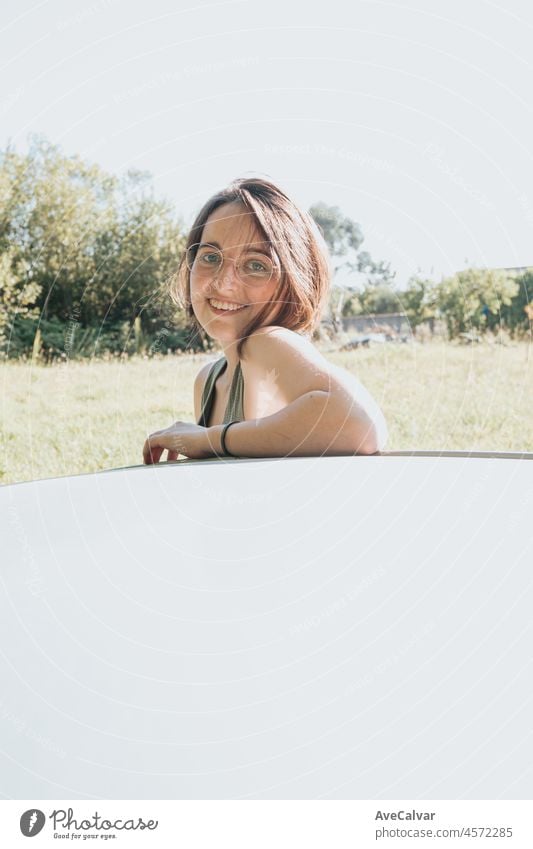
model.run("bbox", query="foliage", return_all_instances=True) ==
[0,247,41,349]
[2,137,531,358]
[309,202,396,288]
[6,315,197,361]
[436,267,519,339]
[356,250,396,286]
[0,135,197,358]
[498,270,533,336]
[399,275,438,333]
[308,201,364,265]
[341,292,362,317]
[309,202,399,330]
[358,283,400,315]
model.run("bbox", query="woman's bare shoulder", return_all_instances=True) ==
[194,358,219,388]
[241,325,334,404]
[244,325,324,360]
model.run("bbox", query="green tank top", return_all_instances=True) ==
[197,357,245,427]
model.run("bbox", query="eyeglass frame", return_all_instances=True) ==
[185,242,281,287]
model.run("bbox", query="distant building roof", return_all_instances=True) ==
[456,265,533,276]
[500,266,533,274]
[342,311,407,320]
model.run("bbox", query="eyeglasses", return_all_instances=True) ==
[185,243,278,287]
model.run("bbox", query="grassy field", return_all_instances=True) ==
[2,339,532,486]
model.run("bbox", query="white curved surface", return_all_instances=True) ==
[1,454,532,799]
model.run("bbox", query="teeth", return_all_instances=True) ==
[209,299,246,311]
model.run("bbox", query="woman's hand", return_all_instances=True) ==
[143,422,220,464]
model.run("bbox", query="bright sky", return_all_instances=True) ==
[2,0,533,287]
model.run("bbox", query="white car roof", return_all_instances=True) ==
[1,453,531,799]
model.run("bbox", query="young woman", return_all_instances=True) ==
[142,176,388,464]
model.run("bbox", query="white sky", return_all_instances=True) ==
[1,0,533,287]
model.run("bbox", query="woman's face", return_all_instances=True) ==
[189,201,281,346]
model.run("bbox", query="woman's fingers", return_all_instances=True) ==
[143,438,164,465]
[143,423,188,464]
[151,445,164,464]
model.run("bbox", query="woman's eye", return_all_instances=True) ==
[245,259,268,273]
[200,252,221,265]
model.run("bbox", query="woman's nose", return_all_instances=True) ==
[208,260,240,293]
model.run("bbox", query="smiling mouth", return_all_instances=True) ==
[208,299,249,313]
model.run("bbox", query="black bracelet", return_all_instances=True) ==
[219,420,240,458]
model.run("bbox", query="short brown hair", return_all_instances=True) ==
[169,176,332,359]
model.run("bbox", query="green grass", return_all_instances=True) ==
[2,340,532,486]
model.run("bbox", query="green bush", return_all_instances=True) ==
[2,315,207,361]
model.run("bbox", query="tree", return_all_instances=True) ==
[0,135,189,357]
[1,136,118,324]
[309,202,364,273]
[358,282,400,315]
[309,202,399,330]
[436,267,518,339]
[0,248,40,352]
[341,292,363,317]
[90,171,185,329]
[399,275,438,335]
[356,251,396,286]
[499,270,533,336]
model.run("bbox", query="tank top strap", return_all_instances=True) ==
[197,357,227,427]
[197,356,245,428]
[223,360,244,424]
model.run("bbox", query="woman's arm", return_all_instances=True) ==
[208,387,384,458]
[208,327,387,457]
[142,328,387,464]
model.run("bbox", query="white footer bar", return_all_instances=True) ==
[1,800,532,847]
